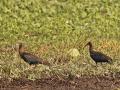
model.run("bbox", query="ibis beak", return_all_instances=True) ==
[83,44,88,49]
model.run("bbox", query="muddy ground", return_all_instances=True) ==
[0,75,120,90]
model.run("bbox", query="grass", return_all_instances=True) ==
[0,0,120,80]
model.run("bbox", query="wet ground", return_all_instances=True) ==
[0,75,120,90]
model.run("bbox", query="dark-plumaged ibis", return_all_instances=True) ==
[84,42,112,64]
[18,43,51,66]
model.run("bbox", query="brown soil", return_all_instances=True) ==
[0,76,120,90]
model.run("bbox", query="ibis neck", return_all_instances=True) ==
[88,44,93,52]
[19,47,24,54]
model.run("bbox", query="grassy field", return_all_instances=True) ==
[0,0,120,80]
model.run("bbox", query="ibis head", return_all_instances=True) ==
[84,42,93,51]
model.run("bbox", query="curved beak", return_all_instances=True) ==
[83,43,88,49]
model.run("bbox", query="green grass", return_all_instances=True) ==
[0,0,120,80]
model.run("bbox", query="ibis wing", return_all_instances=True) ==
[91,51,112,62]
[21,52,50,66]
[23,52,42,64]
[97,52,112,60]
